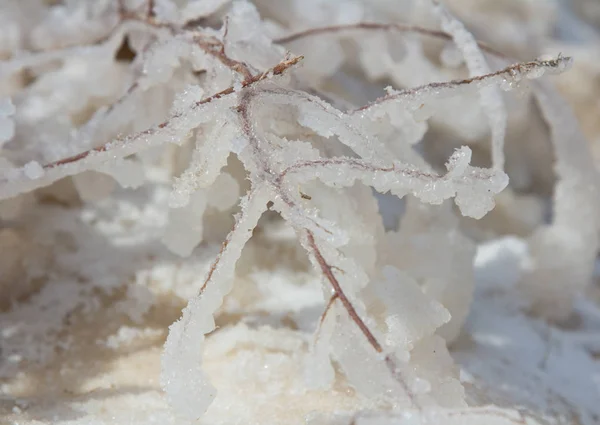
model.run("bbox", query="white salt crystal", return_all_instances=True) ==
[170,85,205,116]
[170,119,236,208]
[410,377,432,394]
[230,137,248,155]
[375,266,450,349]
[23,161,45,180]
[331,311,413,406]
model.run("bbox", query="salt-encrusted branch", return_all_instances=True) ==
[521,80,600,319]
[430,0,507,170]
[305,231,419,406]
[306,231,381,352]
[161,185,270,419]
[355,55,571,113]
[278,149,508,219]
[235,87,423,406]
[255,87,394,160]
[0,56,302,201]
[0,53,563,202]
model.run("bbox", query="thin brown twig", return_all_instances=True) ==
[306,231,382,351]
[275,22,507,59]
[354,55,570,113]
[278,157,437,184]
[194,36,254,82]
[313,293,339,342]
[305,231,419,406]
[320,293,339,326]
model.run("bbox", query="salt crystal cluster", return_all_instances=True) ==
[0,1,598,424]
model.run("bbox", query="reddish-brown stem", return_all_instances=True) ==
[275,22,507,59]
[320,293,339,326]
[194,36,254,82]
[306,231,383,352]
[314,293,339,341]
[306,231,418,405]
[278,157,438,184]
[354,55,570,113]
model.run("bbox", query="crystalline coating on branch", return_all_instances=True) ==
[259,90,391,160]
[362,56,572,115]
[0,95,230,201]
[161,188,268,419]
[284,147,508,219]
[330,310,410,404]
[141,38,194,90]
[170,85,205,117]
[431,0,507,170]
[520,80,600,319]
[170,119,237,208]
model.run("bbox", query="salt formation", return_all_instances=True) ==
[1,1,599,425]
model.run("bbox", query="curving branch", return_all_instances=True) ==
[354,55,571,113]
[161,185,270,419]
[275,22,506,59]
[277,150,508,220]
